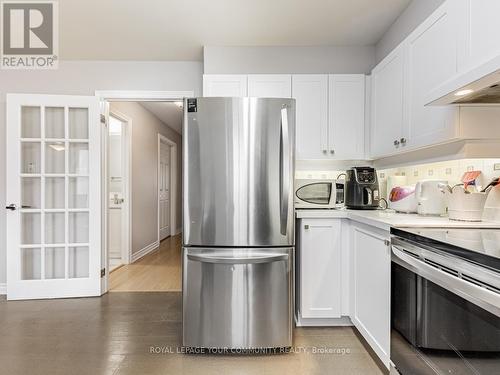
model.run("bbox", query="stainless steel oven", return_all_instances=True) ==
[294,179,344,209]
[390,228,500,375]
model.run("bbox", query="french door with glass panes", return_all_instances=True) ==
[6,94,101,300]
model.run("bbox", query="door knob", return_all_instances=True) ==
[400,138,407,145]
[330,150,335,154]
[5,204,17,211]
[394,140,400,147]
[322,150,327,154]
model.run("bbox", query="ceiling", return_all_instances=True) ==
[60,0,411,61]
[140,102,183,134]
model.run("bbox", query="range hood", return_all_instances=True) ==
[426,54,500,105]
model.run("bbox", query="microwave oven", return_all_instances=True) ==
[294,179,344,209]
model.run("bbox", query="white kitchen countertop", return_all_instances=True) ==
[295,208,500,232]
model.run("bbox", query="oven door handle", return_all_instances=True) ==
[392,245,500,317]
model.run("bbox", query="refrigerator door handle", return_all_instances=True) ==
[187,253,288,264]
[280,106,290,236]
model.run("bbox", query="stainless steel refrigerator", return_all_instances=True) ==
[182,97,295,350]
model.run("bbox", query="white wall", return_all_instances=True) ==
[0,60,202,285]
[110,102,182,255]
[375,0,445,63]
[204,46,376,74]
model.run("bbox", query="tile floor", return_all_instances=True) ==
[0,293,385,375]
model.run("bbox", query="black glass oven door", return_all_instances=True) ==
[391,262,500,375]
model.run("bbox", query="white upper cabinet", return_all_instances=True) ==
[203,75,248,97]
[371,47,407,158]
[247,75,292,98]
[406,1,459,149]
[292,74,366,160]
[292,75,330,160]
[329,75,365,160]
[459,0,500,71]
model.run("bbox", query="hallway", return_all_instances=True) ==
[110,234,182,292]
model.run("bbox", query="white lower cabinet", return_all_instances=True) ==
[350,223,391,368]
[297,218,342,321]
[296,216,391,367]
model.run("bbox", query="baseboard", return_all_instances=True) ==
[0,283,6,295]
[131,240,159,263]
[175,227,182,235]
[295,315,353,327]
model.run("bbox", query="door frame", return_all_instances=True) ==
[158,134,177,242]
[94,90,193,294]
[107,109,132,267]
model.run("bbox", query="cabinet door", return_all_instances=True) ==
[248,75,292,98]
[300,219,341,319]
[460,0,500,71]
[203,75,248,97]
[292,75,329,160]
[406,1,459,149]
[329,75,365,159]
[351,225,390,368]
[370,48,406,158]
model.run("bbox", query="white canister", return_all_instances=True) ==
[447,190,488,222]
[415,179,448,216]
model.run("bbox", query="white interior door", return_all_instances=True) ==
[6,94,101,300]
[159,141,170,240]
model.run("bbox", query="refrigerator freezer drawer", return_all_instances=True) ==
[182,247,294,349]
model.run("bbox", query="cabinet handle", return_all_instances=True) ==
[393,140,400,147]
[330,149,335,155]
[400,138,407,145]
[384,239,390,246]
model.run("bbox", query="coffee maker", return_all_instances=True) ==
[345,167,380,210]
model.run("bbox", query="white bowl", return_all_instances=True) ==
[447,191,487,222]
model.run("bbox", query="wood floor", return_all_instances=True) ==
[109,234,182,292]
[0,292,385,375]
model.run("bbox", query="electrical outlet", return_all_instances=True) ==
[494,163,500,171]
[379,172,385,178]
[467,166,474,172]
[401,172,406,176]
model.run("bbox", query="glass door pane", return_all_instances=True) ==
[69,143,89,174]
[69,108,88,139]
[21,177,41,209]
[45,107,65,139]
[21,142,41,174]
[21,248,41,280]
[21,106,41,138]
[45,177,65,208]
[45,142,65,173]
